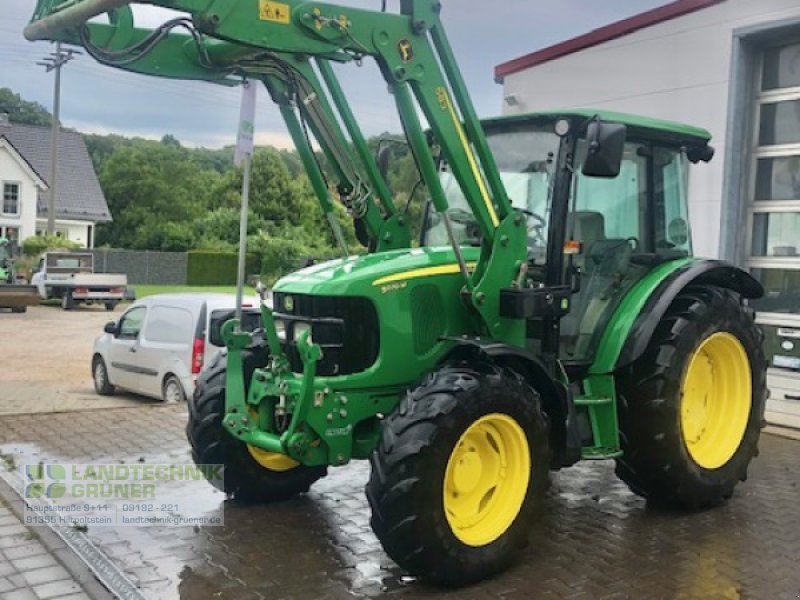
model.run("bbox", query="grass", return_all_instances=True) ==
[129,284,258,300]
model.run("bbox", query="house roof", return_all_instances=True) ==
[0,121,111,223]
[495,0,727,82]
[0,137,48,190]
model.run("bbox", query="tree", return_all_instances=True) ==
[0,88,52,126]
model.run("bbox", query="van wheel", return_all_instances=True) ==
[92,355,115,396]
[11,306,26,313]
[105,301,118,311]
[162,375,186,403]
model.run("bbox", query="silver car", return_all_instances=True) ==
[91,293,262,402]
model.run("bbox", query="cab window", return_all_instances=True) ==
[118,307,146,340]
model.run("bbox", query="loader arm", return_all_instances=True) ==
[26,0,526,340]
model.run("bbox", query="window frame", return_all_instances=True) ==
[1,181,21,217]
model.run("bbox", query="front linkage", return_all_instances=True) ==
[221,307,396,467]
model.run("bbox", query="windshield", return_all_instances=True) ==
[422,126,561,264]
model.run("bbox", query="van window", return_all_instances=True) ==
[209,309,263,347]
[118,307,146,340]
[143,306,194,344]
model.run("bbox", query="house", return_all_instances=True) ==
[0,113,111,247]
[495,0,800,428]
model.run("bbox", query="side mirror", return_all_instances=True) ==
[582,121,627,178]
[104,321,118,335]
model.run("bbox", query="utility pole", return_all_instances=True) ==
[37,42,78,235]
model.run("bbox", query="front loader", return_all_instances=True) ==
[26,0,767,586]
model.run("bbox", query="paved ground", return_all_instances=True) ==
[0,405,798,600]
[0,305,155,415]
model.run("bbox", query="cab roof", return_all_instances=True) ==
[481,108,712,147]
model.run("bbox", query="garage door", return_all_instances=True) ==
[747,41,800,428]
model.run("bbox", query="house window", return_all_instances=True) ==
[2,183,20,216]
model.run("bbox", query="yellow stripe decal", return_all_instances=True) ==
[443,92,500,228]
[373,262,476,287]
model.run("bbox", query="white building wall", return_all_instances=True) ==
[0,146,38,242]
[35,218,91,247]
[501,0,800,258]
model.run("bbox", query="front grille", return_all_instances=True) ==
[272,293,379,375]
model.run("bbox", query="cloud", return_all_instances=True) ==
[2,0,666,148]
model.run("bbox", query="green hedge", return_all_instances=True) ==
[21,235,78,257]
[187,251,261,285]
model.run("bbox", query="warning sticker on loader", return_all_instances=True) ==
[259,0,291,24]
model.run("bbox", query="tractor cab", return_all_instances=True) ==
[421,109,714,369]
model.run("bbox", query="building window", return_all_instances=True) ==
[746,41,800,326]
[2,226,19,243]
[2,183,20,216]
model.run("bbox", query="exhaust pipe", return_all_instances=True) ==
[24,0,133,41]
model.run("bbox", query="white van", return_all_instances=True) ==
[91,293,262,402]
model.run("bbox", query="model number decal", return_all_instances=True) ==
[325,425,353,438]
[259,0,291,24]
[380,281,408,295]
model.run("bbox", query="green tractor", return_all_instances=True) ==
[27,0,766,586]
[0,237,39,313]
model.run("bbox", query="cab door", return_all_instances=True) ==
[106,305,147,391]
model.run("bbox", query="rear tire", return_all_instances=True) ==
[615,285,766,509]
[62,293,75,310]
[186,345,327,503]
[92,355,115,396]
[162,374,186,403]
[105,301,118,311]
[367,362,550,586]
[11,306,26,314]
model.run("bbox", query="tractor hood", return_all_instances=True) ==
[273,246,481,297]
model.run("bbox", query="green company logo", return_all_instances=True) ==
[25,464,67,499]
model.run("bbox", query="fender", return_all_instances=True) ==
[442,337,582,467]
[591,259,763,374]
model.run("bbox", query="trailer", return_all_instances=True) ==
[31,251,127,310]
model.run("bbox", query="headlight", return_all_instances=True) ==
[293,322,312,344]
[274,319,287,341]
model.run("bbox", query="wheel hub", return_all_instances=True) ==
[680,332,752,470]
[443,413,530,547]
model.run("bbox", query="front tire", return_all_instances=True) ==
[187,345,327,503]
[92,355,115,396]
[367,362,550,586]
[615,285,766,509]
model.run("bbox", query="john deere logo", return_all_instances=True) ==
[398,39,414,63]
[283,296,294,312]
[25,464,67,499]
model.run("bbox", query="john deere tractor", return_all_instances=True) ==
[27,0,767,586]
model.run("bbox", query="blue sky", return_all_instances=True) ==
[0,0,666,148]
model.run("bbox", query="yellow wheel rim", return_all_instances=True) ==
[246,445,299,472]
[680,332,752,470]
[443,413,530,547]
[246,408,299,472]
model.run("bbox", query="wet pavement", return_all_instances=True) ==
[1,404,799,600]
